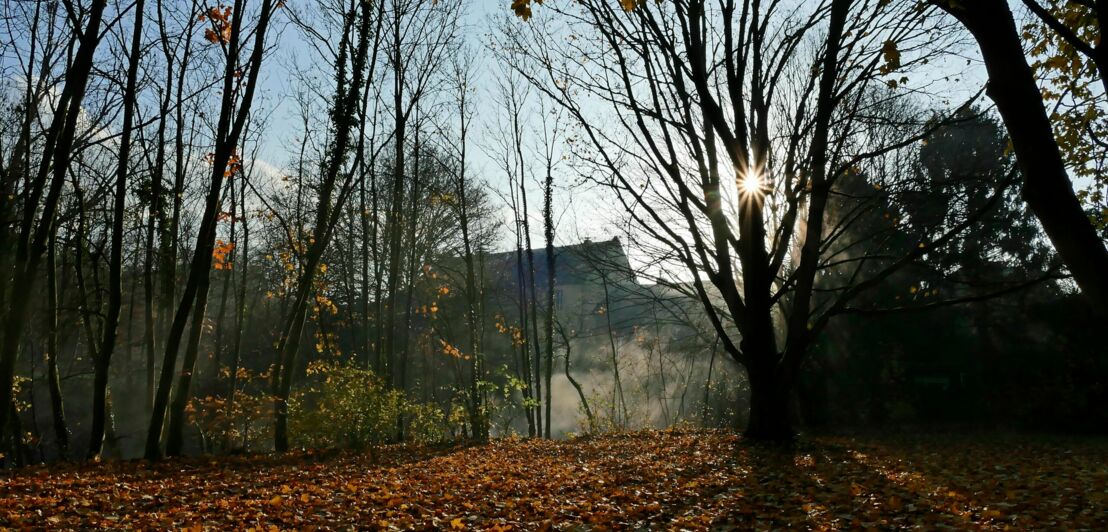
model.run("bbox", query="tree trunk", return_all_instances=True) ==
[89,0,145,460]
[0,0,108,437]
[165,279,213,456]
[513,101,544,437]
[939,0,1108,316]
[272,304,306,451]
[224,172,251,450]
[146,0,275,460]
[600,274,628,428]
[143,194,158,415]
[396,115,423,440]
[359,155,372,370]
[744,366,793,441]
[456,75,486,441]
[213,182,235,376]
[513,235,535,436]
[542,145,555,440]
[45,225,69,457]
[383,4,407,388]
[558,324,594,432]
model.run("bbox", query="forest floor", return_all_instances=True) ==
[0,429,1105,530]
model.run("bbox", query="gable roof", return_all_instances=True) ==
[483,237,635,287]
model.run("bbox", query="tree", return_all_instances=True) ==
[537,101,564,439]
[378,0,461,394]
[489,69,541,436]
[89,0,147,460]
[931,0,1108,316]
[447,47,490,440]
[1020,2,1108,239]
[497,0,1003,440]
[272,0,383,453]
[799,110,1070,429]
[0,0,110,440]
[147,0,277,459]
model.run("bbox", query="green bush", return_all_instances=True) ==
[404,402,448,444]
[289,361,449,449]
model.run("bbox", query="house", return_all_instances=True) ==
[478,238,644,333]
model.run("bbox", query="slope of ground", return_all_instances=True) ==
[1,429,1105,530]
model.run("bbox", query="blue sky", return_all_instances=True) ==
[0,0,1001,263]
[248,0,616,253]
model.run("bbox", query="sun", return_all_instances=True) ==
[738,168,765,198]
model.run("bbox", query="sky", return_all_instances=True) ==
[244,0,619,255]
[0,0,1000,268]
[242,0,1000,267]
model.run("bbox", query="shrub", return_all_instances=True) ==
[289,361,452,448]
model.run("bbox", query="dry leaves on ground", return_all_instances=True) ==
[1,429,1106,530]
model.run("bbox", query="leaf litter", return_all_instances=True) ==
[1,429,1105,530]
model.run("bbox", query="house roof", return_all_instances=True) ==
[483,237,635,287]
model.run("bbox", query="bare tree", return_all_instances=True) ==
[147,0,277,459]
[272,0,386,451]
[496,0,1006,440]
[448,48,489,440]
[0,0,111,437]
[88,0,147,460]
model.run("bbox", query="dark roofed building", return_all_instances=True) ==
[480,238,638,323]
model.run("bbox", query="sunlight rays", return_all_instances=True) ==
[738,165,769,201]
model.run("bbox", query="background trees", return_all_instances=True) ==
[492,0,1036,440]
[932,0,1108,317]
